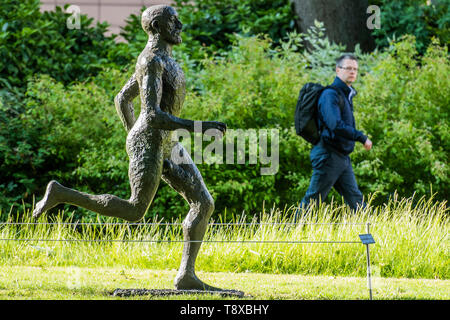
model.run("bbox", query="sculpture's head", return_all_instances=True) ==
[141,5,183,45]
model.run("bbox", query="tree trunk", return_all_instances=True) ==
[290,0,376,52]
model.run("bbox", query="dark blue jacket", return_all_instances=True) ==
[318,76,367,155]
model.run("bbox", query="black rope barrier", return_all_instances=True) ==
[0,238,361,244]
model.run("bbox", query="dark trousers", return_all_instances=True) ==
[300,142,365,212]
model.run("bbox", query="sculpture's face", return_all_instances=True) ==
[159,8,183,45]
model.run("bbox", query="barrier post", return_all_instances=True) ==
[359,223,375,300]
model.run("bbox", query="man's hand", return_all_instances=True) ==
[202,121,227,137]
[364,138,372,151]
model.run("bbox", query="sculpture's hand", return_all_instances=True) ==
[201,121,227,137]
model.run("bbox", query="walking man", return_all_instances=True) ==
[299,54,372,215]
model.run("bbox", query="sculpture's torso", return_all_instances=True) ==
[159,54,186,118]
[127,48,186,160]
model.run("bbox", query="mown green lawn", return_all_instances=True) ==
[0,266,448,300]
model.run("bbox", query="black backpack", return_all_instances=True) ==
[294,83,345,145]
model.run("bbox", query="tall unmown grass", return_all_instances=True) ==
[0,195,448,279]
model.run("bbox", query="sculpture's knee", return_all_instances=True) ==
[192,192,215,217]
[125,202,148,222]
[183,193,214,231]
[201,193,215,218]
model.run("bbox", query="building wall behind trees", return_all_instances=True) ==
[40,0,172,40]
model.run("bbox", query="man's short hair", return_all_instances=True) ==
[336,54,358,68]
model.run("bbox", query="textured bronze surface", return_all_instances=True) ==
[33,5,227,291]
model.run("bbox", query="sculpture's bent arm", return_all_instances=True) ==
[115,73,139,132]
[141,57,195,132]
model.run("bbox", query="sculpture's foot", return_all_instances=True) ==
[32,180,63,218]
[174,271,222,291]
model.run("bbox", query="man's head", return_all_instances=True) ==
[141,5,182,45]
[336,54,358,86]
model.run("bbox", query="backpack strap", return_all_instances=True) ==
[317,85,346,137]
[327,85,345,111]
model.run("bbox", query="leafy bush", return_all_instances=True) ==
[0,0,129,92]
[179,34,307,216]
[172,0,296,56]
[353,35,449,200]
[0,68,191,220]
[0,70,125,214]
[120,0,296,68]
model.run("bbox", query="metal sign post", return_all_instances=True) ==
[359,223,375,300]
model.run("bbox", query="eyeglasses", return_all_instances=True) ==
[338,66,358,72]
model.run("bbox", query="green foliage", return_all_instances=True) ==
[0,70,126,213]
[371,0,449,54]
[0,90,35,206]
[0,0,134,210]
[353,35,449,200]
[1,2,448,221]
[172,0,296,57]
[0,0,129,92]
[120,0,296,67]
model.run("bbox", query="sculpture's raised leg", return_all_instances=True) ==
[33,145,163,222]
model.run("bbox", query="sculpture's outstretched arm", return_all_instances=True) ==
[115,73,139,132]
[141,57,226,135]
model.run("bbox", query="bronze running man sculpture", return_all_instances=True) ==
[33,5,227,291]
